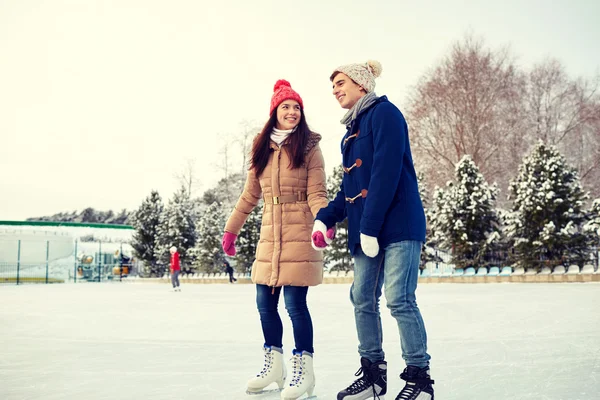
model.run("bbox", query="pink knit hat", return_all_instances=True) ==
[270,79,303,115]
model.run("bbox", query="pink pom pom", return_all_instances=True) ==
[274,79,291,92]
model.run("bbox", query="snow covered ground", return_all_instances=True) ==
[0,282,598,400]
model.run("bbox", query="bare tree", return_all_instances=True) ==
[525,59,598,145]
[208,122,262,208]
[406,34,528,197]
[174,158,201,197]
[235,120,261,175]
[218,142,232,205]
[524,59,600,197]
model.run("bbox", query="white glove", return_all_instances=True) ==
[360,233,379,258]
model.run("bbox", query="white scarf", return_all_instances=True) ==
[271,127,294,146]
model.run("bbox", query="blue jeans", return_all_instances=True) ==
[171,270,180,288]
[351,240,430,367]
[256,284,314,354]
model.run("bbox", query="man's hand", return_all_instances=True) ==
[311,220,334,250]
[360,233,379,258]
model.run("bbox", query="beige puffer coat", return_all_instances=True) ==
[225,133,328,287]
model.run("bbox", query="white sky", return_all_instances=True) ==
[1,0,599,220]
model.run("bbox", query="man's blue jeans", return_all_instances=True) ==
[351,240,430,367]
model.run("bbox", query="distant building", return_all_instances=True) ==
[0,221,135,282]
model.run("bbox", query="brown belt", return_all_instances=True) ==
[264,192,307,205]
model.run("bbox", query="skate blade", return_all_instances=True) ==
[246,388,283,396]
[281,395,318,400]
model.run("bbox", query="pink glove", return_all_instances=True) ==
[222,232,237,256]
[311,221,335,250]
[327,227,336,241]
[311,228,336,247]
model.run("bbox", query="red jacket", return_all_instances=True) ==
[170,252,180,271]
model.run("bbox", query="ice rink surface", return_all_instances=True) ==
[1,282,599,400]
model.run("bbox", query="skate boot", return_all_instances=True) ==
[395,366,434,400]
[337,357,387,400]
[246,345,286,395]
[281,350,315,400]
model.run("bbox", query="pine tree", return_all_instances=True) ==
[505,142,591,269]
[429,155,500,268]
[154,186,197,274]
[235,204,262,274]
[131,190,163,276]
[202,172,245,211]
[416,170,429,210]
[417,170,439,269]
[584,199,600,242]
[323,165,352,271]
[192,201,226,273]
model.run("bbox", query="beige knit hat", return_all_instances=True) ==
[331,60,382,93]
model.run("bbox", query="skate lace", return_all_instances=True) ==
[345,367,382,400]
[395,383,416,400]
[257,349,274,377]
[288,354,304,387]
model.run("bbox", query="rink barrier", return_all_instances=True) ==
[2,266,598,285]
[121,271,600,285]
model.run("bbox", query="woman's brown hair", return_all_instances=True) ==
[250,107,311,177]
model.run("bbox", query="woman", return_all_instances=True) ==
[221,80,334,400]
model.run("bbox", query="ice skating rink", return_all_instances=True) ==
[1,282,598,400]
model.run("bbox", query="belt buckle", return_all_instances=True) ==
[272,196,280,205]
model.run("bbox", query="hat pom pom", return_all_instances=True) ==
[274,79,291,92]
[366,60,382,78]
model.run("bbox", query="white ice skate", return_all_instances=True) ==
[246,345,286,395]
[280,351,315,400]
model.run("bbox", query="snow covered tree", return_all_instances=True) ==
[131,190,163,276]
[416,169,430,210]
[192,201,226,273]
[154,186,197,274]
[323,165,352,271]
[235,204,262,274]
[202,172,245,212]
[584,199,600,244]
[429,155,501,268]
[524,59,600,198]
[27,208,132,224]
[505,142,591,269]
[106,209,131,225]
[417,170,441,269]
[406,34,527,198]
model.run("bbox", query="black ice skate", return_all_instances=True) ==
[395,365,434,400]
[337,357,387,400]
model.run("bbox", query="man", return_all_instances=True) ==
[169,246,181,292]
[312,60,434,400]
[222,259,237,283]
